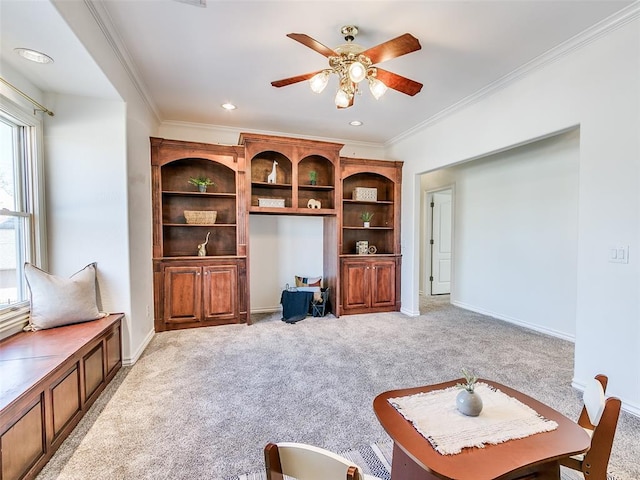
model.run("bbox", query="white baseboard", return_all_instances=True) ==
[123,328,154,366]
[621,402,640,417]
[250,306,281,314]
[451,300,576,342]
[400,306,420,317]
[572,379,640,418]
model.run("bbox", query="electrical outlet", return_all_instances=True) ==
[609,245,629,264]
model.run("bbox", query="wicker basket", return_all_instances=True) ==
[353,187,378,201]
[184,210,217,224]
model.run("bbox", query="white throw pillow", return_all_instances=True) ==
[24,262,106,331]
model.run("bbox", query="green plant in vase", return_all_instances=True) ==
[360,211,374,227]
[309,170,318,185]
[456,368,478,393]
[188,176,215,192]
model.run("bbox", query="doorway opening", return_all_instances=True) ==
[423,187,453,299]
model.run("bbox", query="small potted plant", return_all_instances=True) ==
[456,368,483,416]
[188,176,215,193]
[360,211,374,228]
[309,170,318,185]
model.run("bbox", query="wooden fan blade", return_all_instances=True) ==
[362,33,421,64]
[375,68,423,96]
[271,71,323,88]
[287,33,337,57]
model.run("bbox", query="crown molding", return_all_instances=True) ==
[387,1,640,147]
[83,0,161,123]
[161,120,386,151]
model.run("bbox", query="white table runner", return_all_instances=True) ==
[388,382,558,455]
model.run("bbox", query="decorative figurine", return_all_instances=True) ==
[197,231,211,257]
[267,160,278,184]
[307,198,321,209]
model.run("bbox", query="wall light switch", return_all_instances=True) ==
[609,245,629,264]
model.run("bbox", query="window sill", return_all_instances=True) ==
[0,305,30,341]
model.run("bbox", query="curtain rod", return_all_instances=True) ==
[0,76,54,117]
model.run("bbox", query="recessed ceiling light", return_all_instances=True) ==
[349,120,363,126]
[221,103,237,111]
[173,0,206,6]
[14,48,54,64]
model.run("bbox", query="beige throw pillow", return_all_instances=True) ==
[24,262,106,331]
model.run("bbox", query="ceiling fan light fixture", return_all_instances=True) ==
[272,27,422,109]
[348,61,367,83]
[335,89,351,108]
[369,77,388,100]
[309,71,330,93]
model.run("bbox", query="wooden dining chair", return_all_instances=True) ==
[560,374,621,480]
[264,442,383,480]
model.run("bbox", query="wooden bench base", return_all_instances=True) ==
[0,314,123,480]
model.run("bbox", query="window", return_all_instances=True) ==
[0,96,46,336]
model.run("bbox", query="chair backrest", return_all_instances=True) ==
[576,374,622,479]
[264,442,364,480]
[583,376,606,426]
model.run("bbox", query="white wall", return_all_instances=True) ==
[52,0,159,364]
[388,17,640,411]
[249,215,323,312]
[421,130,580,339]
[43,93,131,335]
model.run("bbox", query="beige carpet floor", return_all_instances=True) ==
[36,295,639,479]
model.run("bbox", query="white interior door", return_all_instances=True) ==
[431,190,452,295]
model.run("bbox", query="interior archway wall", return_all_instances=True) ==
[387,18,639,411]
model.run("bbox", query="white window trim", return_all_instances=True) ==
[0,94,47,337]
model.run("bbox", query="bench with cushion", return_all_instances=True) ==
[0,313,123,480]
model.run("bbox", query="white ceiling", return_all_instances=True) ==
[0,0,635,145]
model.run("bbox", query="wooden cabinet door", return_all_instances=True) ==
[164,266,202,323]
[370,260,396,308]
[203,264,238,321]
[342,260,370,310]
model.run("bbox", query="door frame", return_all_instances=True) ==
[422,185,455,297]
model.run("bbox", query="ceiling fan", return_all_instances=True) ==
[271,25,423,109]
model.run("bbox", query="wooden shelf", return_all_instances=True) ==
[340,253,401,258]
[151,135,403,328]
[343,226,394,230]
[249,206,336,215]
[250,181,292,189]
[343,199,393,205]
[158,255,247,260]
[163,223,236,227]
[151,137,248,331]
[163,191,236,198]
[339,158,403,316]
[300,184,335,191]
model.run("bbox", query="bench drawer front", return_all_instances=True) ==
[83,344,105,402]
[51,365,81,439]
[106,326,121,374]
[1,399,45,480]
